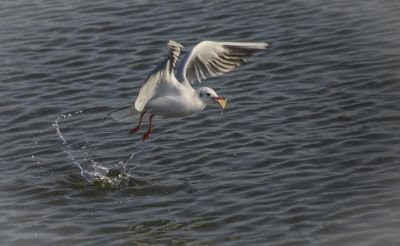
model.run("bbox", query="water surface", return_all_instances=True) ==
[1,0,400,245]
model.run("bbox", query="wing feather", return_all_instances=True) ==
[134,40,184,112]
[177,41,269,84]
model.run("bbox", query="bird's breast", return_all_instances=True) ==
[145,95,205,117]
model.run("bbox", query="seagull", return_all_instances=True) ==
[112,40,269,141]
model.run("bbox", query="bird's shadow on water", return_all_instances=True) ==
[53,108,197,195]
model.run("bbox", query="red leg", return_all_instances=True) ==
[142,114,155,142]
[129,111,145,135]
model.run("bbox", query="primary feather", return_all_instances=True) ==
[176,41,269,84]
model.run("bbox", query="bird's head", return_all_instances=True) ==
[196,87,227,109]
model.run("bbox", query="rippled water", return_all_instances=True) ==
[2,0,400,245]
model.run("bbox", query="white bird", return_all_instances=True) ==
[112,40,269,141]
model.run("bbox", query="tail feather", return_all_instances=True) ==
[110,106,138,123]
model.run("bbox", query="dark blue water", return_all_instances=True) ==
[1,0,400,245]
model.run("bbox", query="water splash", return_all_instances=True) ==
[53,109,141,187]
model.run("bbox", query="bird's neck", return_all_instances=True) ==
[189,90,207,113]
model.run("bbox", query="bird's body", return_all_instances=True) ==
[146,91,204,117]
[112,40,269,140]
[143,74,203,117]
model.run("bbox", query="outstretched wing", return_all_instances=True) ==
[134,40,184,112]
[176,41,269,84]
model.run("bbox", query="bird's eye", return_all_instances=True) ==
[206,93,211,96]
